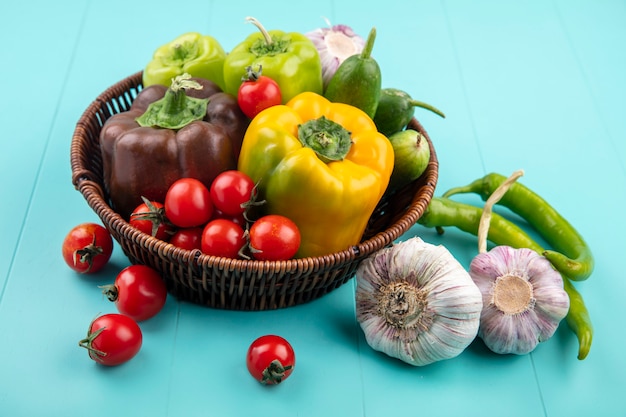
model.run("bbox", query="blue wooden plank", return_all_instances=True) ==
[0,1,88,290]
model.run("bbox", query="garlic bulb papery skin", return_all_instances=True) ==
[305,24,365,88]
[355,237,483,366]
[469,246,570,355]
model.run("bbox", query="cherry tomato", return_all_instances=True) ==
[209,170,255,217]
[129,198,175,241]
[246,335,295,385]
[165,178,213,228]
[212,209,247,228]
[102,265,168,322]
[249,215,301,261]
[79,314,142,366]
[237,66,282,119]
[169,227,203,251]
[62,223,114,274]
[201,219,245,258]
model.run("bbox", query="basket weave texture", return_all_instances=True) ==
[71,71,439,311]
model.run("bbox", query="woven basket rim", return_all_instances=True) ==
[71,71,439,274]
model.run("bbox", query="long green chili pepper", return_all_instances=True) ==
[417,196,593,360]
[561,278,593,360]
[442,173,594,281]
[419,197,544,252]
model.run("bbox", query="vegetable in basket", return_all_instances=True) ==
[386,129,431,191]
[373,88,445,137]
[237,91,394,258]
[223,17,323,103]
[324,27,381,119]
[143,32,227,90]
[99,74,249,219]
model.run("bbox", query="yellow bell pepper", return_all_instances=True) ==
[237,92,394,258]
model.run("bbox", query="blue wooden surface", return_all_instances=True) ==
[1,0,624,416]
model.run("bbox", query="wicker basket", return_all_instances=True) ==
[70,71,438,311]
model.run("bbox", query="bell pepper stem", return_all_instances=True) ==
[135,73,208,130]
[246,16,273,45]
[298,116,352,163]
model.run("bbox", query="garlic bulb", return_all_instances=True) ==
[306,22,365,88]
[469,246,570,355]
[355,237,483,366]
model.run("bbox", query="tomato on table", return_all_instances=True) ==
[102,265,168,322]
[246,335,295,385]
[62,223,114,274]
[78,314,142,366]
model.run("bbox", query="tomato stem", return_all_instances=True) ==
[242,65,263,82]
[261,359,292,385]
[130,196,174,237]
[99,284,119,302]
[78,326,108,359]
[73,235,104,273]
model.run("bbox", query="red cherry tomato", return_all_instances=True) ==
[62,223,114,274]
[102,265,168,322]
[212,209,247,228]
[169,227,203,251]
[237,66,282,119]
[249,215,301,261]
[79,314,142,366]
[209,170,256,216]
[201,219,246,258]
[129,198,175,241]
[246,335,295,385]
[165,178,213,228]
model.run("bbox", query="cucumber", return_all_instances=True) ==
[373,88,445,137]
[324,27,381,119]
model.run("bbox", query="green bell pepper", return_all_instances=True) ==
[223,17,323,103]
[143,32,227,90]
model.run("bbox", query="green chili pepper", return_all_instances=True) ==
[562,278,593,360]
[419,197,543,251]
[442,173,594,281]
[418,196,594,360]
